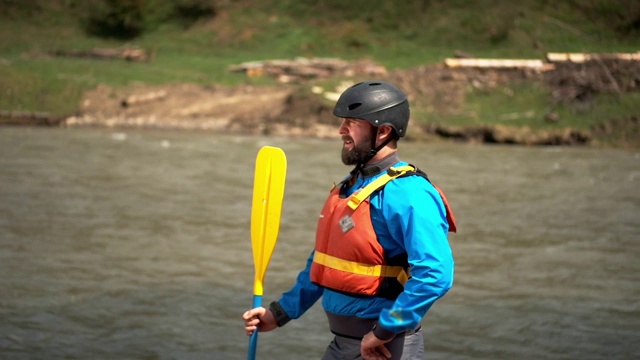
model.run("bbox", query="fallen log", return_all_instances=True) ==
[228,57,349,73]
[121,90,168,107]
[444,58,553,70]
[51,47,151,62]
[546,52,640,63]
[229,57,386,82]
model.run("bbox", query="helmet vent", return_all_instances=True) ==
[348,103,362,111]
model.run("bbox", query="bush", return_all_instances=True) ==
[83,0,146,39]
[81,0,219,38]
[174,0,218,22]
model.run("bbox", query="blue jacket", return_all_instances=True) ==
[278,159,454,335]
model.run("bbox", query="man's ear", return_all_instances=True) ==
[378,125,394,139]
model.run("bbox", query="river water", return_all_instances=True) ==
[0,127,638,360]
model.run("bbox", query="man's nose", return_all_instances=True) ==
[338,119,348,135]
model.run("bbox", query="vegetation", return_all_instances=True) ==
[0,0,638,145]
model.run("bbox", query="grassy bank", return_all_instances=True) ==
[0,0,638,145]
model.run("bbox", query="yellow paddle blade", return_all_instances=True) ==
[251,146,287,296]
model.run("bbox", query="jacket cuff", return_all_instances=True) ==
[372,323,396,341]
[269,301,291,327]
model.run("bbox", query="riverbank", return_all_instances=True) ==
[5,58,636,147]
[59,79,594,146]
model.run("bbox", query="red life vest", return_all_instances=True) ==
[310,165,456,299]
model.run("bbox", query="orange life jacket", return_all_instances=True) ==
[310,165,456,299]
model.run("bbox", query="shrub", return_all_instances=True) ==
[83,0,146,39]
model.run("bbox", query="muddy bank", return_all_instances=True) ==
[5,58,638,146]
[64,82,342,139]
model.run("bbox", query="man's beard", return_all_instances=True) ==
[341,132,373,165]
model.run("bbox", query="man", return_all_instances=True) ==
[242,80,456,360]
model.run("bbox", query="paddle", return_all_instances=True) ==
[247,146,287,360]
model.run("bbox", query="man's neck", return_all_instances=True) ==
[369,146,396,162]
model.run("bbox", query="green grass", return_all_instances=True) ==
[552,92,640,128]
[0,65,84,115]
[424,80,640,132]
[440,82,552,128]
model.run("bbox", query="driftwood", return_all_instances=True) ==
[51,47,151,62]
[121,90,168,107]
[229,57,387,82]
[444,58,554,71]
[444,53,640,71]
[546,52,640,63]
[0,110,64,126]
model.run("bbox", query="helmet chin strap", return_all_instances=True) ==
[349,127,396,177]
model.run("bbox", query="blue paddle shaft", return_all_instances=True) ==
[247,294,263,360]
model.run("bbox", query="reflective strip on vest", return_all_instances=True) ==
[314,250,409,286]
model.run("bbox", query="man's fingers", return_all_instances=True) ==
[242,307,267,321]
[362,347,390,360]
[245,326,257,336]
[243,312,258,323]
[242,308,264,336]
[378,345,391,358]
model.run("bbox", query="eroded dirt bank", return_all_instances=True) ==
[56,59,640,146]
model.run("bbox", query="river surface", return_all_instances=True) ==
[0,127,638,360]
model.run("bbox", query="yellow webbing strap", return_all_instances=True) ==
[347,165,416,210]
[314,251,409,285]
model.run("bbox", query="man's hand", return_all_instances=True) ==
[242,307,277,336]
[361,331,392,360]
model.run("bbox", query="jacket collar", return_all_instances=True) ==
[360,152,400,178]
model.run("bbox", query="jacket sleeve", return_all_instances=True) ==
[276,250,324,321]
[373,176,454,336]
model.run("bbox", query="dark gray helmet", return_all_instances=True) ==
[333,80,410,137]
